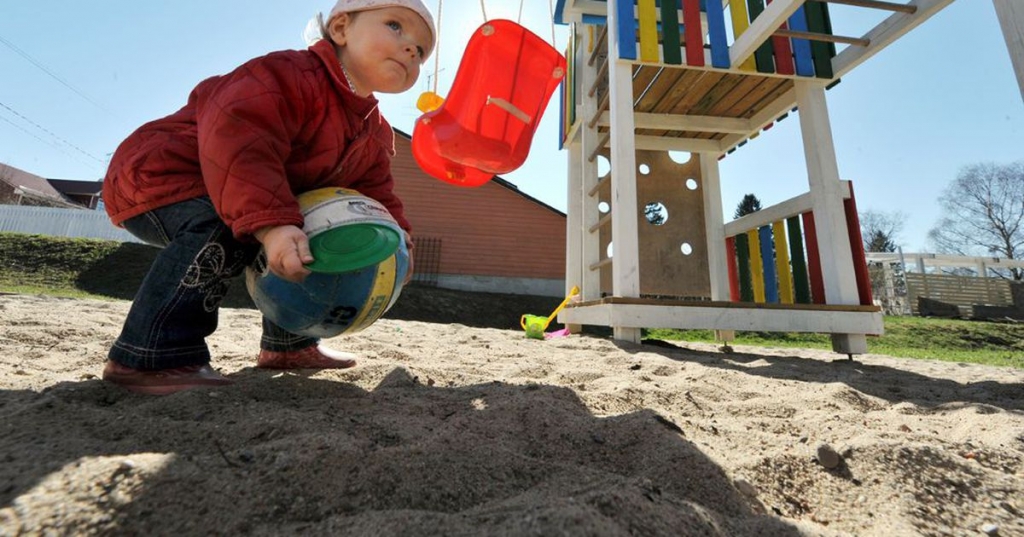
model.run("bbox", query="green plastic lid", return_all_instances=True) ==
[306,223,401,274]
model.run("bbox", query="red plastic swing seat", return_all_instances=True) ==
[412,19,567,187]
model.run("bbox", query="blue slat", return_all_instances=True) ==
[705,0,730,68]
[788,6,815,77]
[759,225,779,303]
[616,0,637,60]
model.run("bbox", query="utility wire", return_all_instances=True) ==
[0,33,114,116]
[0,114,101,171]
[0,101,105,164]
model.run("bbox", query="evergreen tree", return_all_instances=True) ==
[734,194,762,219]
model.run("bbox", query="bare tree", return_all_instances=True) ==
[860,210,906,252]
[928,161,1024,280]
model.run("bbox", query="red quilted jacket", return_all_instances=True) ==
[103,39,410,238]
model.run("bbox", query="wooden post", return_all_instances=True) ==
[701,154,735,343]
[795,80,865,354]
[608,0,642,343]
[580,21,603,306]
[563,22,584,334]
[994,0,1024,103]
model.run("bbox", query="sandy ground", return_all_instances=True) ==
[1,294,1022,536]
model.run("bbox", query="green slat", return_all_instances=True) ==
[661,0,682,65]
[747,0,776,73]
[786,216,811,304]
[803,0,833,79]
[736,233,754,302]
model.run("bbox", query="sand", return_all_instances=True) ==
[1,293,1022,536]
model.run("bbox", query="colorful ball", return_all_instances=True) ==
[245,188,409,338]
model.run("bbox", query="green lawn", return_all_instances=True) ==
[3,232,1022,368]
[647,315,1024,368]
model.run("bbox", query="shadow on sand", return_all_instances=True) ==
[1,368,804,535]
[631,340,1024,413]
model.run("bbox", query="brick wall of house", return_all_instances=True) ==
[389,133,567,293]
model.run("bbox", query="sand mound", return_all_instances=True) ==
[1,295,1022,535]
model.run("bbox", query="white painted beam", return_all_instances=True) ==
[723,181,851,237]
[718,88,796,153]
[579,22,604,305]
[633,135,724,153]
[994,0,1024,103]
[795,81,860,307]
[560,303,884,335]
[700,156,731,302]
[730,0,804,69]
[599,112,753,133]
[865,252,1024,269]
[608,0,642,344]
[566,37,585,332]
[833,0,955,79]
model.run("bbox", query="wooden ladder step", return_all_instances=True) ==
[774,29,870,47]
[808,0,917,15]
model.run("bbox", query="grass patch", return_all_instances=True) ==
[647,316,1024,368]
[0,233,253,307]
[3,232,1022,367]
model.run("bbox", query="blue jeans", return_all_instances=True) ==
[108,197,316,370]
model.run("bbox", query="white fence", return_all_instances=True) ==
[0,205,141,243]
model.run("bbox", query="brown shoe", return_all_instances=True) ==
[256,344,357,370]
[102,361,233,395]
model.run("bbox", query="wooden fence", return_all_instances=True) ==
[906,273,1014,317]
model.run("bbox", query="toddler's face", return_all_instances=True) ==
[330,7,433,96]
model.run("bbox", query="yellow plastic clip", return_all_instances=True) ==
[416,91,445,113]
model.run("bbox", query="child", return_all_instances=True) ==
[100,0,435,395]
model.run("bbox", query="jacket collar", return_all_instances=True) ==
[310,39,380,120]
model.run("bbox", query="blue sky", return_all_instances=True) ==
[1,1,1020,251]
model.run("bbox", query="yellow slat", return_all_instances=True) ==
[772,221,794,304]
[747,229,766,303]
[638,0,660,62]
[728,0,757,71]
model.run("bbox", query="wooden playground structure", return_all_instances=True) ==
[553,0,1024,355]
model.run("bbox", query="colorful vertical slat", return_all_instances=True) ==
[560,30,573,149]
[765,0,795,75]
[568,25,576,128]
[661,0,684,65]
[638,0,660,62]
[843,183,874,306]
[706,0,731,68]
[802,212,826,304]
[788,6,814,77]
[735,233,754,302]
[558,81,566,150]
[747,229,766,302]
[728,0,757,71]
[746,0,776,73]
[616,0,637,60]
[803,0,834,79]
[758,225,778,303]
[726,236,740,301]
[680,0,703,67]
[772,220,794,304]
[787,216,811,304]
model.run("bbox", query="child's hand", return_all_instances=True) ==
[254,225,313,282]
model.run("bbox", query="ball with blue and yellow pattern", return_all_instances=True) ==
[245,187,409,338]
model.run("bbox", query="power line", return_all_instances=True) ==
[0,114,101,171]
[0,33,114,116]
[0,101,105,165]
